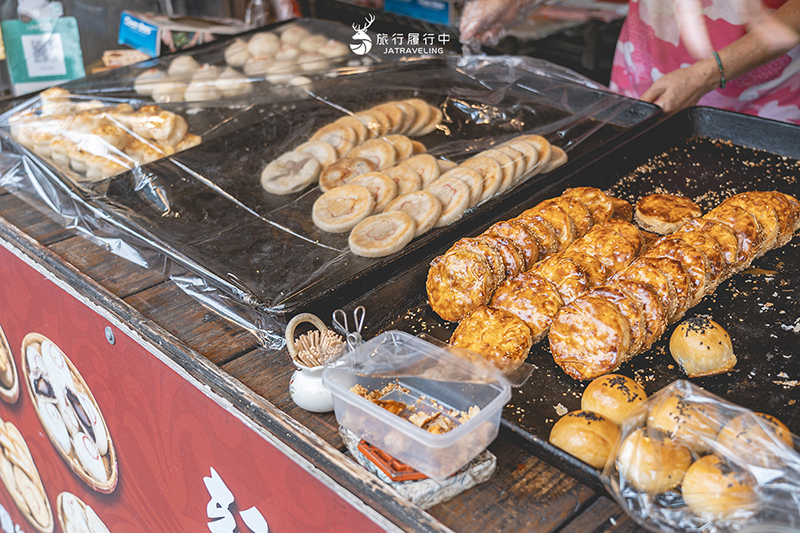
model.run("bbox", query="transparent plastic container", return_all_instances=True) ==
[322,331,512,479]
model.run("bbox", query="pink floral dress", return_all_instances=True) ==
[610,0,800,124]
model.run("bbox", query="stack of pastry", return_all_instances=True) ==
[429,186,632,373]
[8,88,201,182]
[549,190,800,380]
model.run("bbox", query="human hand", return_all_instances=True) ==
[459,0,527,44]
[640,59,719,115]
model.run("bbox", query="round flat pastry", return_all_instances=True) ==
[739,191,795,246]
[568,227,637,275]
[609,196,634,222]
[411,140,427,155]
[549,294,632,380]
[555,196,594,237]
[518,135,552,170]
[393,101,417,135]
[561,187,614,224]
[353,111,386,137]
[614,258,677,322]
[319,157,376,192]
[642,256,691,323]
[542,145,568,173]
[722,194,780,256]
[426,248,496,322]
[415,105,443,136]
[592,285,648,358]
[449,237,506,285]
[349,211,416,258]
[0,325,17,401]
[513,216,560,258]
[425,177,470,227]
[634,194,703,234]
[781,192,800,231]
[312,184,375,233]
[450,306,532,373]
[335,115,371,143]
[480,149,516,191]
[671,229,725,290]
[520,202,577,253]
[404,99,431,136]
[563,250,609,287]
[403,154,440,186]
[298,34,328,53]
[247,32,280,56]
[531,255,591,305]
[596,219,645,255]
[385,164,422,195]
[280,26,311,45]
[679,218,739,274]
[490,271,563,343]
[294,140,338,170]
[704,203,764,271]
[497,146,526,181]
[646,236,711,308]
[348,139,397,170]
[350,172,397,213]
[460,156,503,202]
[383,191,442,237]
[383,135,414,161]
[506,141,539,179]
[261,151,320,195]
[486,220,542,271]
[441,168,484,207]
[310,124,357,158]
[371,104,406,134]
[476,233,525,278]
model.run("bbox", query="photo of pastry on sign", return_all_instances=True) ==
[0,419,54,533]
[57,492,111,533]
[22,333,117,493]
[0,324,19,404]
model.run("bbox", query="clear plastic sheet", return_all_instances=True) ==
[602,380,800,533]
[0,19,658,358]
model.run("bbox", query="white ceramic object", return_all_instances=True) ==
[289,364,334,413]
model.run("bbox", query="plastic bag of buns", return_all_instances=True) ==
[601,380,800,533]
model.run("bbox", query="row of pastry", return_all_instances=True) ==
[8,89,200,182]
[133,26,351,103]
[260,98,443,196]
[311,133,567,258]
[427,187,799,379]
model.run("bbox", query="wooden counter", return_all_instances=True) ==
[0,182,647,532]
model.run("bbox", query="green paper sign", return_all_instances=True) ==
[1,17,85,95]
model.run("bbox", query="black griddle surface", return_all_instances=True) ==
[350,107,800,490]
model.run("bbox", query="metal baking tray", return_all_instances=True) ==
[90,57,659,315]
[350,107,800,490]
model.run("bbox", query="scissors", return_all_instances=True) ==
[332,306,366,350]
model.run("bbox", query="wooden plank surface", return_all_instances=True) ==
[0,184,648,532]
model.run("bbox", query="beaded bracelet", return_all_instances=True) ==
[712,51,726,89]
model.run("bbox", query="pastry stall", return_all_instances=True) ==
[0,15,798,533]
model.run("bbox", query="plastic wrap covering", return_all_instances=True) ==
[602,380,800,533]
[0,23,659,357]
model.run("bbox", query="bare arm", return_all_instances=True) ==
[641,0,800,114]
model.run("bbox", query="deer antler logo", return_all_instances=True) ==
[350,13,375,55]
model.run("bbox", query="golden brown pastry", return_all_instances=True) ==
[319,157,376,192]
[549,411,620,469]
[634,193,702,234]
[450,238,506,285]
[704,203,764,271]
[608,196,634,222]
[556,196,594,237]
[450,305,532,373]
[715,412,794,468]
[519,201,577,254]
[641,256,691,323]
[562,250,609,287]
[647,391,722,454]
[426,249,496,322]
[669,315,736,377]
[592,285,648,357]
[581,374,646,426]
[612,280,667,353]
[485,220,541,270]
[599,219,645,255]
[782,192,800,231]
[549,294,631,380]
[723,194,780,256]
[568,226,638,276]
[531,255,591,305]
[476,234,525,278]
[561,186,615,224]
[645,237,711,308]
[514,216,560,258]
[671,227,726,290]
[681,455,758,520]
[614,259,677,325]
[490,271,563,343]
[742,191,796,246]
[617,428,692,493]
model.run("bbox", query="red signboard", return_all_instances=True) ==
[0,241,383,532]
